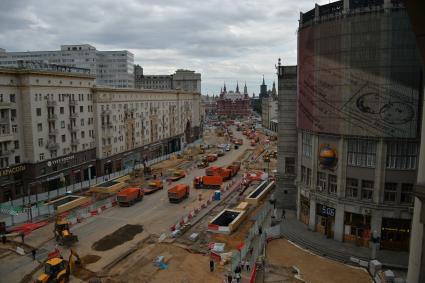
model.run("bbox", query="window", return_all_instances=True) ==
[36,108,42,116]
[347,139,376,167]
[38,138,43,147]
[61,121,65,128]
[60,107,64,114]
[37,123,42,131]
[317,172,327,192]
[328,174,337,195]
[346,178,358,199]
[62,135,66,142]
[401,183,413,204]
[12,125,17,133]
[285,157,295,175]
[386,142,417,170]
[301,166,306,184]
[15,156,20,163]
[306,168,312,186]
[14,141,19,149]
[80,106,84,113]
[81,119,84,126]
[384,183,398,202]
[10,94,16,103]
[361,180,374,200]
[302,132,312,158]
[39,153,44,161]
[81,131,85,138]
[11,109,16,120]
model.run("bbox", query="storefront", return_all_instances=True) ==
[381,218,411,251]
[344,212,371,247]
[300,195,310,225]
[316,203,336,239]
[0,164,26,202]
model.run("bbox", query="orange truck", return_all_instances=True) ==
[141,180,163,194]
[116,188,144,207]
[226,161,241,177]
[168,184,190,203]
[193,175,223,190]
[234,139,243,145]
[205,166,232,181]
[167,170,186,182]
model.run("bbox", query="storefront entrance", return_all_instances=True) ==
[300,195,310,225]
[344,212,371,247]
[316,204,335,239]
[381,218,411,251]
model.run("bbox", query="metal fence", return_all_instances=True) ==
[0,150,184,227]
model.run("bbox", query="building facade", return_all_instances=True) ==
[261,81,278,132]
[201,95,217,117]
[277,65,298,210]
[134,69,201,92]
[216,83,251,119]
[296,0,422,251]
[0,44,134,88]
[0,63,201,203]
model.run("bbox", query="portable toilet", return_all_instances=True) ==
[214,190,221,201]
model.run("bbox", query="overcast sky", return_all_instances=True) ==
[0,0,329,95]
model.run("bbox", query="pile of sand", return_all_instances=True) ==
[92,224,144,251]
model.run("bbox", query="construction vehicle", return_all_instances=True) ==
[199,144,206,154]
[205,166,232,181]
[193,175,223,190]
[216,150,225,157]
[168,184,190,203]
[167,170,186,182]
[197,159,209,168]
[54,219,78,246]
[36,249,82,283]
[116,188,144,206]
[141,180,163,194]
[226,162,241,177]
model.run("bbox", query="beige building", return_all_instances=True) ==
[0,62,201,202]
[135,68,201,93]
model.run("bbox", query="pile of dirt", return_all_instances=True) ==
[92,224,144,251]
[82,254,101,265]
[73,265,97,281]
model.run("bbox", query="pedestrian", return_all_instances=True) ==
[258,226,262,235]
[235,264,242,274]
[1,235,6,244]
[235,272,241,283]
[20,232,24,243]
[209,259,214,272]
[227,273,233,283]
[282,209,286,219]
[245,260,250,271]
[231,277,237,283]
[31,249,36,260]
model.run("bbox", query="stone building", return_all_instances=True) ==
[295,0,421,251]
[216,82,251,119]
[261,81,278,133]
[0,62,201,202]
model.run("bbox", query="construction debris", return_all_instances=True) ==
[92,224,144,251]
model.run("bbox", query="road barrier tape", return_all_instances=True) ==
[170,224,176,231]
[175,222,181,230]
[90,210,98,216]
[180,218,185,225]
[184,216,189,223]
[188,212,193,219]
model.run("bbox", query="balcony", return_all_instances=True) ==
[0,132,12,142]
[48,128,59,136]
[47,100,57,107]
[71,139,80,146]
[0,102,11,109]
[0,118,10,125]
[69,100,78,107]
[102,122,113,129]
[46,141,59,150]
[70,112,79,119]
[101,109,111,116]
[67,124,78,133]
[47,114,58,121]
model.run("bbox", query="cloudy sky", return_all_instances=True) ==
[0,0,329,95]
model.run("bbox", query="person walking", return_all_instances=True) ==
[235,272,241,283]
[282,209,286,219]
[209,259,214,272]
[20,232,24,244]
[227,273,233,283]
[31,249,36,260]
[245,260,250,271]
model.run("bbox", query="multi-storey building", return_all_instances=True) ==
[0,44,134,88]
[135,69,201,92]
[0,63,201,202]
[216,83,251,118]
[295,0,421,251]
[201,95,217,117]
[261,81,278,132]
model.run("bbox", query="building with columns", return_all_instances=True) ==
[296,0,421,251]
[0,62,201,203]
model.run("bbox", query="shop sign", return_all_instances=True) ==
[0,165,26,177]
[318,204,336,217]
[47,155,75,167]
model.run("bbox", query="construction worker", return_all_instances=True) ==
[20,232,25,243]
[31,249,36,260]
[209,259,214,272]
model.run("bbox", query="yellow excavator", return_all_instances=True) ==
[54,219,78,246]
[36,249,82,283]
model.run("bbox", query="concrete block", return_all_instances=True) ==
[189,233,199,242]
[359,260,369,267]
[350,257,360,263]
[369,259,382,276]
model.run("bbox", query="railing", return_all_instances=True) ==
[69,100,78,106]
[47,100,57,107]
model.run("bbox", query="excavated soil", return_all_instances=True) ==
[73,265,97,281]
[92,224,144,251]
[82,254,101,265]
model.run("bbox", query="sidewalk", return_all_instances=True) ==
[280,210,408,269]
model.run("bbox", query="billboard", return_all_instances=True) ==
[297,18,421,138]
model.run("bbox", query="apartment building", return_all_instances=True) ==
[0,62,201,202]
[0,44,134,88]
[135,68,201,92]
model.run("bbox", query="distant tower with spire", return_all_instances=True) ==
[243,82,248,98]
[260,75,268,99]
[236,81,240,93]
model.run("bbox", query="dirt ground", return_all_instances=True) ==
[103,242,223,283]
[92,224,144,251]
[266,239,371,283]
